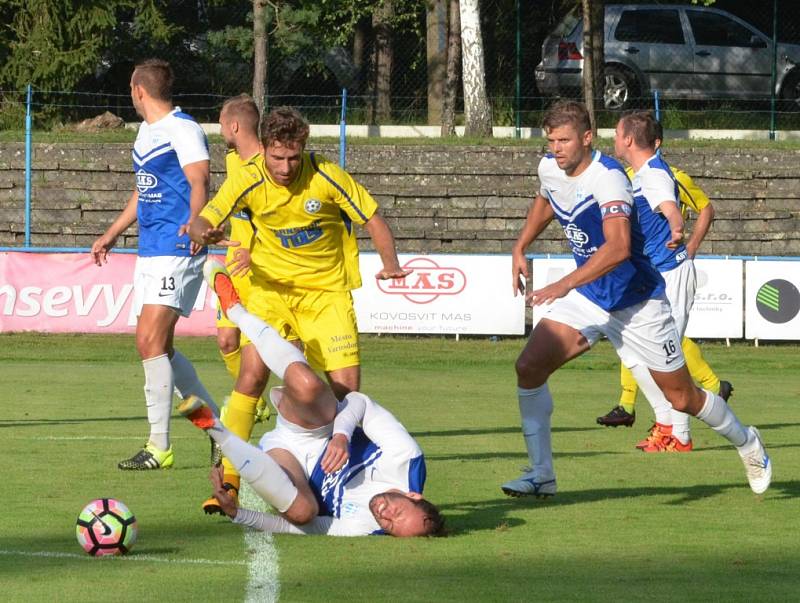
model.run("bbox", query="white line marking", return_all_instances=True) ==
[240,482,280,603]
[0,549,246,566]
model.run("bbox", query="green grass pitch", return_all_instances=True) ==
[1,333,799,602]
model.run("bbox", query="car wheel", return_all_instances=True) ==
[779,70,800,111]
[603,66,639,111]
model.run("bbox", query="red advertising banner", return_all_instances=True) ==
[0,251,217,335]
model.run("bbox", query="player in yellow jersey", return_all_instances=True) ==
[187,106,410,513]
[597,127,733,431]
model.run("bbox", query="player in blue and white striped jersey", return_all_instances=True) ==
[502,101,771,498]
[91,59,218,471]
[178,261,443,537]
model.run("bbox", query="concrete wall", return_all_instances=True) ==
[1,142,798,256]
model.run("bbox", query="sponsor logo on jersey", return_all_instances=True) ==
[273,220,323,248]
[136,169,158,193]
[305,198,322,214]
[564,223,589,248]
[377,257,466,305]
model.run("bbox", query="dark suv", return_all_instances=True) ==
[535,4,800,110]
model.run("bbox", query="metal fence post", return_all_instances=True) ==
[24,84,32,248]
[514,0,521,139]
[769,0,778,141]
[339,87,347,169]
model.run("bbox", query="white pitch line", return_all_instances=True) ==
[0,549,247,566]
[240,482,280,603]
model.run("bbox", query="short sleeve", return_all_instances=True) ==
[593,168,633,207]
[171,119,210,168]
[640,168,678,213]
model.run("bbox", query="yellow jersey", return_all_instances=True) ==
[625,164,710,217]
[224,150,256,272]
[201,152,377,291]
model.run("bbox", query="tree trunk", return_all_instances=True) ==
[426,0,447,125]
[252,0,268,118]
[459,0,492,137]
[581,0,596,135]
[373,0,395,123]
[441,0,461,136]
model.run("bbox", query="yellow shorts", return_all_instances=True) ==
[247,282,359,373]
[216,271,253,335]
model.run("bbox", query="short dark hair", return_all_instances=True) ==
[260,106,310,148]
[221,94,260,137]
[619,110,659,149]
[542,100,592,134]
[132,59,174,102]
[413,498,447,537]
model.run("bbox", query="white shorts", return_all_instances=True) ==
[543,290,685,372]
[662,260,696,337]
[258,388,332,478]
[133,255,205,318]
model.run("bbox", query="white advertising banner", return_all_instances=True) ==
[352,253,525,335]
[745,260,800,340]
[530,257,743,339]
[685,259,744,339]
[529,257,577,329]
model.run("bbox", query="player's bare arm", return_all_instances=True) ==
[186,215,239,247]
[528,205,631,306]
[364,213,412,280]
[319,433,350,474]
[209,465,238,518]
[181,160,210,255]
[685,203,714,258]
[227,246,251,276]
[512,195,554,295]
[90,190,139,266]
[658,200,685,249]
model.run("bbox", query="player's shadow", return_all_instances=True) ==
[0,416,145,429]
[411,425,597,438]
[427,450,625,462]
[441,480,800,534]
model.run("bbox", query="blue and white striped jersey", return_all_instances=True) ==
[132,108,209,257]
[538,150,664,311]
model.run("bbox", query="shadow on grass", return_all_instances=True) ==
[440,480,800,534]
[0,416,146,428]
[428,450,625,462]
[411,425,597,438]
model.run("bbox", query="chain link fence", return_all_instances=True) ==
[3,0,800,132]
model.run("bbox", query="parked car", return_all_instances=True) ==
[535,4,800,110]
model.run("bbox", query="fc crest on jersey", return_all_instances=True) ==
[305,198,322,214]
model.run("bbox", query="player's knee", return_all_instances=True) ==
[284,496,319,525]
[136,331,168,359]
[216,333,239,355]
[515,354,547,387]
[235,370,268,397]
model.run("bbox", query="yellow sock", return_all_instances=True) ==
[619,363,638,413]
[683,337,721,393]
[220,347,241,382]
[221,390,259,481]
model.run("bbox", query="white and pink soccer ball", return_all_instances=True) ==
[76,498,137,556]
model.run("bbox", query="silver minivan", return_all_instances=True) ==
[535,4,800,110]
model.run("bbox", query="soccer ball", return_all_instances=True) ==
[76,498,137,556]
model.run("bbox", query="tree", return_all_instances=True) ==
[581,0,603,134]
[253,0,268,116]
[426,0,447,125]
[368,0,395,124]
[441,0,461,136]
[459,0,492,137]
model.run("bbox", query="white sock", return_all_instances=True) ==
[695,389,748,447]
[208,423,298,512]
[518,384,555,482]
[671,408,692,444]
[631,364,673,425]
[143,354,173,451]
[170,350,219,415]
[227,303,308,380]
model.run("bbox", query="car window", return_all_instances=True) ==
[687,10,766,47]
[614,9,684,44]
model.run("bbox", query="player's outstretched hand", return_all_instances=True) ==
[320,433,350,475]
[90,233,117,266]
[209,465,239,519]
[527,279,570,306]
[375,266,413,280]
[227,247,251,277]
[666,228,684,250]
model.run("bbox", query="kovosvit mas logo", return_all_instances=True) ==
[756,279,800,324]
